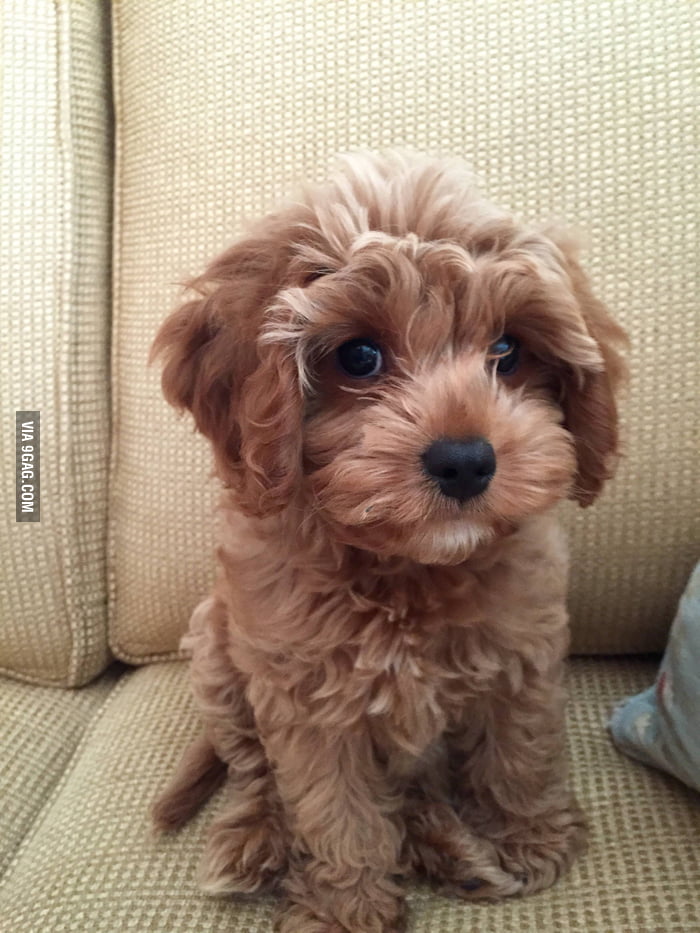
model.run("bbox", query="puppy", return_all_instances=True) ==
[151,151,627,933]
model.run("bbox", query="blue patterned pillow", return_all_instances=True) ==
[609,562,700,793]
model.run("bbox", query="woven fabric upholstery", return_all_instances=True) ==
[0,0,113,685]
[0,658,697,931]
[109,0,699,662]
[0,666,120,877]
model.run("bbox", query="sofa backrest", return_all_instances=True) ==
[107,0,698,663]
[0,1,112,686]
[2,1,697,686]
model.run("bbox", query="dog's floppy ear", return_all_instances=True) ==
[549,234,629,507]
[237,322,303,515]
[150,233,303,516]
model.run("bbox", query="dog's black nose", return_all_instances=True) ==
[422,437,496,501]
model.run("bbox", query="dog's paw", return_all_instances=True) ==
[491,806,588,896]
[275,902,404,933]
[404,801,526,901]
[442,863,527,901]
[277,867,406,933]
[274,904,346,933]
[197,815,287,894]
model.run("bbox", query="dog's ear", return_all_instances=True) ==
[150,233,303,516]
[547,233,629,507]
[237,324,304,515]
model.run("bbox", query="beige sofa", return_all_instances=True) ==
[1,2,698,930]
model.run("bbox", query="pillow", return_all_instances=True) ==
[609,562,700,793]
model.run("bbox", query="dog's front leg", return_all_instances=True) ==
[452,660,587,898]
[259,717,406,933]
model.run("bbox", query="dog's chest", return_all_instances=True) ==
[351,620,474,758]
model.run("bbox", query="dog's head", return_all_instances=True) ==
[152,152,627,564]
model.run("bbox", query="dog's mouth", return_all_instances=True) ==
[310,477,499,565]
[400,518,498,565]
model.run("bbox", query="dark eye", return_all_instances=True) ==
[336,338,384,378]
[304,268,336,284]
[488,335,520,375]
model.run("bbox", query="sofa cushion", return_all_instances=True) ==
[0,1,113,685]
[0,666,121,877]
[0,657,698,931]
[109,0,699,664]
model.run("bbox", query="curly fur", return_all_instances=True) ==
[150,151,627,933]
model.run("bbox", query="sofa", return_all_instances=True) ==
[1,1,698,931]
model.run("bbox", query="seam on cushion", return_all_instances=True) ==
[0,663,74,689]
[61,0,106,686]
[54,0,79,685]
[56,0,113,687]
[0,662,136,889]
[106,0,124,665]
[72,0,114,685]
[111,644,188,665]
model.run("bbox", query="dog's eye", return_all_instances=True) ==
[304,268,336,284]
[488,335,520,375]
[336,338,384,378]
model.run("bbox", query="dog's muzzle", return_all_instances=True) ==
[421,436,496,502]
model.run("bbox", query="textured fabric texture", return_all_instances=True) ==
[0,666,122,878]
[0,658,697,931]
[610,562,700,793]
[109,0,699,663]
[0,0,113,685]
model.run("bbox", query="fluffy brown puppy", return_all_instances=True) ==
[151,151,627,933]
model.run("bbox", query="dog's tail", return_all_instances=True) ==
[152,733,227,832]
